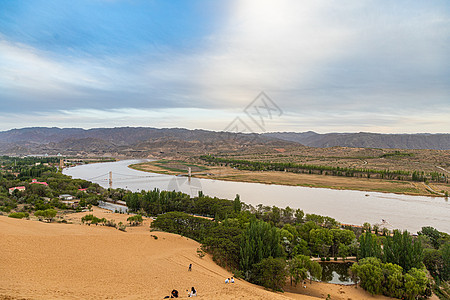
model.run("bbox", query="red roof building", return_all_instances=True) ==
[9,186,26,194]
[31,179,48,186]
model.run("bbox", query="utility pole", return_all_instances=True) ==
[188,167,191,178]
[109,171,112,189]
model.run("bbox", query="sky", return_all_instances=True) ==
[0,0,449,133]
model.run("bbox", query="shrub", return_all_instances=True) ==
[8,212,29,219]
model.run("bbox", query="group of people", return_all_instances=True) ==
[165,263,237,298]
[225,277,235,284]
[164,287,196,298]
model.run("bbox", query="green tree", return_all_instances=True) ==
[381,263,404,298]
[233,194,241,213]
[441,242,450,281]
[330,229,355,257]
[239,220,282,276]
[383,230,423,272]
[423,248,442,279]
[288,255,309,286]
[309,228,333,256]
[363,222,371,233]
[307,260,322,284]
[294,209,304,224]
[357,232,382,260]
[403,268,428,300]
[202,221,242,270]
[127,214,143,226]
[251,257,287,291]
[418,226,443,249]
[35,208,57,222]
[350,257,383,295]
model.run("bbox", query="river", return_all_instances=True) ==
[63,159,449,233]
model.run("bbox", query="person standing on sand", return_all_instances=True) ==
[230,277,235,283]
[188,263,192,271]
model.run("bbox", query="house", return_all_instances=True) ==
[59,194,74,201]
[9,186,26,194]
[61,200,79,208]
[31,179,48,186]
[78,188,87,192]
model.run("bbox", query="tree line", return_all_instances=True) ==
[200,155,448,183]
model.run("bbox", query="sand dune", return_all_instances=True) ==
[0,208,390,300]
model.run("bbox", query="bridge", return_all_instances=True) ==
[85,167,207,189]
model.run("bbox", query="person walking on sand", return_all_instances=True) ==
[225,278,230,284]
[188,263,192,271]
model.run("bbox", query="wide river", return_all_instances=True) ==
[64,159,449,233]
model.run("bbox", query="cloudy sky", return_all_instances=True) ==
[0,0,449,133]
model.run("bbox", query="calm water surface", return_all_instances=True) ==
[319,262,355,285]
[64,159,450,233]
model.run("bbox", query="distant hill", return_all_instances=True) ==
[263,132,450,150]
[0,127,449,156]
[0,127,294,156]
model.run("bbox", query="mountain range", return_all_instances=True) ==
[262,131,450,150]
[0,127,448,156]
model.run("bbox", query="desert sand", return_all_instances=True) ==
[1,208,391,300]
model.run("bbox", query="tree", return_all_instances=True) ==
[350,257,429,299]
[357,232,382,260]
[35,209,57,222]
[308,260,322,284]
[233,194,241,213]
[363,222,371,233]
[288,255,309,286]
[309,228,333,256]
[202,221,242,270]
[403,268,428,299]
[338,243,349,261]
[441,242,450,281]
[423,248,442,279]
[381,263,404,298]
[350,257,383,295]
[251,257,287,291]
[239,220,282,276]
[294,209,304,224]
[331,229,355,257]
[418,226,442,249]
[127,214,143,226]
[383,230,423,272]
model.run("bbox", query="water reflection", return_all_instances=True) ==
[319,262,355,285]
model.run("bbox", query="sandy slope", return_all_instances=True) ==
[0,208,390,300]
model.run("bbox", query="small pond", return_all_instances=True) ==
[319,262,355,285]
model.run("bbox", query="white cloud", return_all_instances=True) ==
[1,1,449,133]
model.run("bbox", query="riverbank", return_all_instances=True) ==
[130,161,449,197]
[0,208,390,300]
